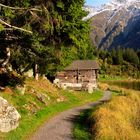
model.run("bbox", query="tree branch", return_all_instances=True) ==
[0,19,32,34]
[0,3,42,12]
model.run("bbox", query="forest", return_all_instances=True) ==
[0,0,94,87]
[96,48,140,78]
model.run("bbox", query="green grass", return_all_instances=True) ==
[0,90,102,140]
[73,107,99,140]
[73,110,92,140]
[99,74,127,81]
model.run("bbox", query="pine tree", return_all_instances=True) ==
[116,48,123,65]
[123,48,139,66]
[0,0,91,81]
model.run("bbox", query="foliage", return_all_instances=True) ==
[123,48,139,65]
[0,0,92,81]
[97,47,140,78]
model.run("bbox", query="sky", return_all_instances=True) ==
[85,0,111,6]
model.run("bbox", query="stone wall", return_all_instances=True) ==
[54,78,97,93]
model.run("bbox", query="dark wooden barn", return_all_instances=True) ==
[54,60,100,93]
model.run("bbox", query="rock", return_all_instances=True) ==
[30,88,35,93]
[41,75,47,80]
[29,88,50,105]
[46,95,50,101]
[36,93,48,105]
[0,86,5,91]
[0,96,21,132]
[56,96,65,103]
[16,85,26,95]
[24,69,33,77]
[87,84,93,93]
[87,83,97,93]
[23,102,39,114]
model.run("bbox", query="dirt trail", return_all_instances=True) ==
[30,91,111,140]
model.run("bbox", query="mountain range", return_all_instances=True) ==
[84,0,140,50]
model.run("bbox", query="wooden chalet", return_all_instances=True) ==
[54,60,100,93]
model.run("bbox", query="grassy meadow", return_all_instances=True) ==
[91,83,140,140]
[0,78,102,140]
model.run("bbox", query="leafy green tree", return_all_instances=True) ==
[0,0,91,81]
[98,50,108,62]
[107,56,113,64]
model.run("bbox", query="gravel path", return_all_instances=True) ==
[30,91,111,140]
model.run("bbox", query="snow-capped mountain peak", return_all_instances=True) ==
[87,0,140,50]
[83,0,140,20]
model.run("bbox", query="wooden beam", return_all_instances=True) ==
[77,69,79,83]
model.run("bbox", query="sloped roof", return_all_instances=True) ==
[65,60,100,70]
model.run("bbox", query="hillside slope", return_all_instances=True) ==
[0,78,102,140]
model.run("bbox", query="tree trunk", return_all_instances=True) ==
[0,47,10,67]
[34,64,39,80]
[0,47,10,89]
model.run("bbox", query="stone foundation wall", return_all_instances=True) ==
[54,78,97,93]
